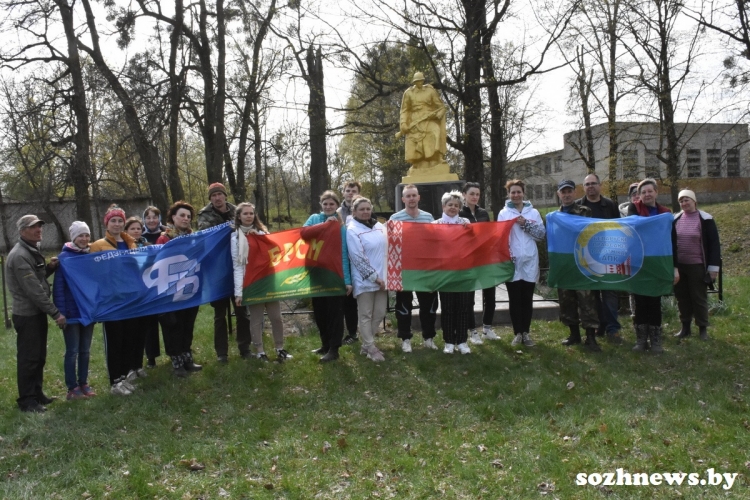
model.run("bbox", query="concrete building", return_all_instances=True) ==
[508,122,750,207]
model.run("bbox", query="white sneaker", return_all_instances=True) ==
[522,333,535,347]
[402,339,412,353]
[469,331,484,345]
[483,326,500,340]
[457,343,471,354]
[511,333,523,346]
[125,369,138,383]
[136,368,148,378]
[423,338,438,350]
[361,345,385,362]
[110,382,131,396]
[119,379,136,392]
[443,343,455,354]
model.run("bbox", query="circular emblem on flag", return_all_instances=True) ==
[574,221,644,283]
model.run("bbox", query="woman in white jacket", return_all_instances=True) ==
[232,203,291,363]
[497,179,546,347]
[346,197,387,362]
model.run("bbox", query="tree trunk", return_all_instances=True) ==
[79,0,170,214]
[252,101,266,223]
[307,45,328,213]
[461,0,485,191]
[167,0,186,202]
[55,0,93,229]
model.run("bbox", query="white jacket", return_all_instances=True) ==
[497,200,546,283]
[231,228,265,297]
[346,219,387,298]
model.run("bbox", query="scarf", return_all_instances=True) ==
[354,217,377,229]
[236,225,257,266]
[64,242,90,253]
[440,213,462,224]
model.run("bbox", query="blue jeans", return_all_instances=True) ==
[596,290,622,334]
[63,323,95,390]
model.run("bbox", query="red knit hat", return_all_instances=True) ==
[208,182,227,199]
[104,207,126,226]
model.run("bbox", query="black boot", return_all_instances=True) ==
[183,352,203,372]
[649,326,664,353]
[171,355,189,378]
[699,326,709,341]
[674,321,692,338]
[311,345,328,355]
[562,325,582,346]
[632,325,648,352]
[319,346,340,363]
[584,328,601,352]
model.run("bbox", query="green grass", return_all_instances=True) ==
[1,277,749,498]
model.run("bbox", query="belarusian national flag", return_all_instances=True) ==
[242,221,345,305]
[386,220,515,292]
[546,211,674,296]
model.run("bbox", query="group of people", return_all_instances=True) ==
[5,176,720,413]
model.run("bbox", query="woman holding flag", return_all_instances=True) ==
[497,179,546,347]
[304,191,352,363]
[626,178,680,353]
[90,205,140,395]
[156,201,204,376]
[232,203,291,363]
[346,196,387,363]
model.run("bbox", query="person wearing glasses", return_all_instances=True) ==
[575,173,623,345]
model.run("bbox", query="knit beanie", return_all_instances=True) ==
[69,221,91,242]
[677,189,697,203]
[104,207,126,226]
[208,182,227,199]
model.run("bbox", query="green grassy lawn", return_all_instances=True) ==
[1,275,748,499]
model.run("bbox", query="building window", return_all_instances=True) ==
[707,149,721,177]
[554,156,563,173]
[621,149,638,179]
[544,184,554,200]
[686,149,701,178]
[727,148,740,177]
[534,185,543,200]
[645,150,662,179]
[544,158,552,175]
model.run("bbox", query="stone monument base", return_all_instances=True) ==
[402,161,458,184]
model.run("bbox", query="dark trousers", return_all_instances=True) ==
[103,318,140,385]
[395,291,438,340]
[506,280,536,334]
[675,263,710,326]
[468,287,497,329]
[143,314,162,361]
[14,313,48,409]
[128,316,148,371]
[633,294,662,327]
[160,306,200,357]
[312,295,344,350]
[211,297,250,357]
[440,292,472,345]
[343,292,359,336]
[595,290,622,334]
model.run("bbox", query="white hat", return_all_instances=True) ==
[677,189,696,203]
[69,221,91,242]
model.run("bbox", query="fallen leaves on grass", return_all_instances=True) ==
[322,441,331,453]
[491,459,503,469]
[567,382,575,390]
[179,458,205,471]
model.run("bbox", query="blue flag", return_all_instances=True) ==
[62,223,233,324]
[546,212,674,296]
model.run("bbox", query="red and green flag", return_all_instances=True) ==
[386,220,515,292]
[242,222,345,305]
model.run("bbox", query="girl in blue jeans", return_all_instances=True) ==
[53,221,97,400]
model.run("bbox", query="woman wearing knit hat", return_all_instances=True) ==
[90,205,140,395]
[53,221,97,400]
[672,189,721,341]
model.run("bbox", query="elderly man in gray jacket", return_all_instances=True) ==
[6,215,66,413]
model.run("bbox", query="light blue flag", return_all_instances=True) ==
[62,223,233,324]
[546,212,674,296]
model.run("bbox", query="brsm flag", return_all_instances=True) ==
[546,212,674,296]
[386,220,515,292]
[241,221,345,305]
[62,223,234,324]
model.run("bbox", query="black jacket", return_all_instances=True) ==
[459,205,490,223]
[575,196,620,219]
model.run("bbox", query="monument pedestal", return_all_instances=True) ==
[401,162,458,184]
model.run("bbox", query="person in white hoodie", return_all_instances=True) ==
[496,179,546,347]
[346,197,387,363]
[232,202,291,363]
